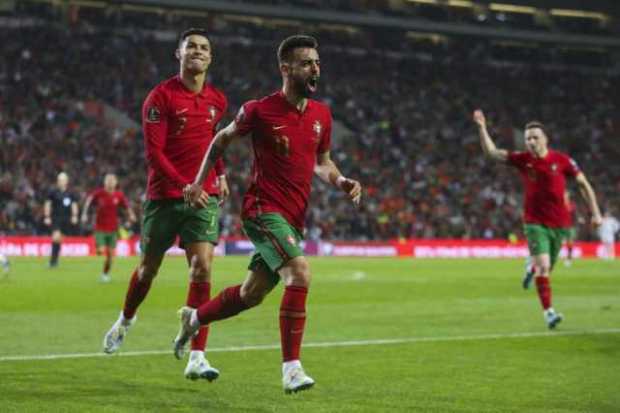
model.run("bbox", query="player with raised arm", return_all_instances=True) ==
[177,35,362,393]
[81,173,136,283]
[43,172,79,268]
[101,28,230,381]
[473,109,602,329]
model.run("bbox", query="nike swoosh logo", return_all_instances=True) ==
[176,108,189,115]
[272,125,286,130]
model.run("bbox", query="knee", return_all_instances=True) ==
[536,264,551,277]
[240,285,268,308]
[138,263,159,281]
[286,261,312,287]
[189,259,211,282]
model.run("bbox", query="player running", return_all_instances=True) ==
[178,35,362,393]
[81,173,136,283]
[102,28,229,381]
[473,110,602,329]
[43,172,79,268]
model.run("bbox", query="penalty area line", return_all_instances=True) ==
[1,328,619,362]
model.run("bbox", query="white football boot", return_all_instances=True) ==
[173,306,199,360]
[282,361,315,394]
[103,312,136,354]
[544,308,563,330]
[184,351,220,382]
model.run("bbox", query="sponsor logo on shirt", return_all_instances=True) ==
[313,120,322,137]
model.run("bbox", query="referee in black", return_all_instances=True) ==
[43,172,79,268]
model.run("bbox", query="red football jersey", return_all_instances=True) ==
[142,75,227,200]
[91,188,129,232]
[508,150,580,227]
[235,91,332,231]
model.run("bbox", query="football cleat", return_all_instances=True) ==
[173,306,199,360]
[184,353,220,382]
[100,273,111,283]
[545,311,563,330]
[283,366,315,394]
[103,312,136,354]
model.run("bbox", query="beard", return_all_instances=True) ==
[292,74,319,98]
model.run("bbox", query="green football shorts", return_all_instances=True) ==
[524,224,569,268]
[141,197,220,256]
[242,213,304,284]
[94,231,118,249]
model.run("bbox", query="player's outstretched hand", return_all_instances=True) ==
[473,109,486,128]
[591,213,603,227]
[43,216,52,226]
[218,176,230,206]
[183,183,209,208]
[340,178,362,205]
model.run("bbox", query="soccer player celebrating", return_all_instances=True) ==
[43,172,79,268]
[473,109,602,329]
[178,35,362,393]
[81,173,136,283]
[102,28,230,381]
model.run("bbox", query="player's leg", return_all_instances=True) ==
[523,255,535,289]
[278,256,315,393]
[525,224,561,328]
[242,213,313,393]
[174,263,278,359]
[564,227,575,267]
[49,228,63,268]
[178,196,221,378]
[103,200,177,353]
[102,232,116,281]
[182,241,219,381]
[94,232,111,283]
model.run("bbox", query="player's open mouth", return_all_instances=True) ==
[307,77,319,92]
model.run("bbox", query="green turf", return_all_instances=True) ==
[0,256,618,412]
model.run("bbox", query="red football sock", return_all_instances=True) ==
[122,268,153,319]
[196,284,248,325]
[280,285,308,362]
[567,244,573,260]
[535,276,552,310]
[187,281,211,351]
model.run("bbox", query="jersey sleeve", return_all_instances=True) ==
[142,87,190,188]
[234,100,258,137]
[507,151,527,170]
[317,109,332,154]
[214,158,225,176]
[564,155,581,178]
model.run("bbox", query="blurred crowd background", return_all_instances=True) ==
[1,0,619,241]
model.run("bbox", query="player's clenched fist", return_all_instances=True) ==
[473,109,486,127]
[183,183,209,208]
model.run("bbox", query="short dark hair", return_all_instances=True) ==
[525,120,547,136]
[178,28,210,47]
[277,35,318,64]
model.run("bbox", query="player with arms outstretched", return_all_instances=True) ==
[81,173,136,282]
[474,110,602,329]
[102,28,229,381]
[178,35,362,393]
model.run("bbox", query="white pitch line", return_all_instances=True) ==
[1,328,619,362]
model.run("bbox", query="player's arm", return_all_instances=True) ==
[574,172,602,226]
[184,121,243,208]
[314,151,362,205]
[81,194,93,224]
[214,158,229,204]
[43,199,52,226]
[143,90,190,188]
[473,109,509,162]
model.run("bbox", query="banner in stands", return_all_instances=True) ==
[0,237,616,259]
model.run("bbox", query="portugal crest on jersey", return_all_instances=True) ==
[313,120,322,137]
[207,106,217,123]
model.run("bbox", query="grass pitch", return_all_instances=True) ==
[0,256,618,412]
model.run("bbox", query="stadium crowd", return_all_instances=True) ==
[1,4,619,241]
